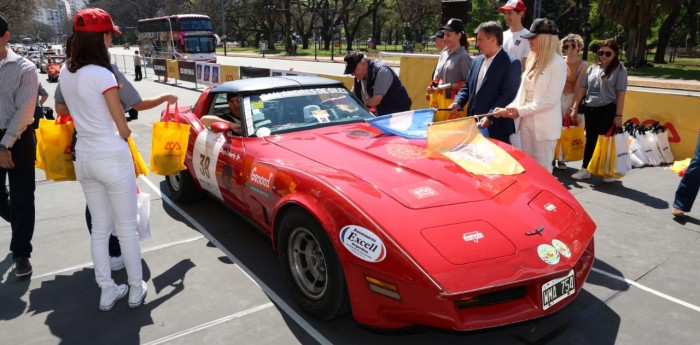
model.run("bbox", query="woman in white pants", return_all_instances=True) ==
[492,18,566,173]
[58,8,146,311]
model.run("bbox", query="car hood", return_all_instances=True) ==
[267,123,518,209]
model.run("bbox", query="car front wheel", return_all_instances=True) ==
[277,210,350,320]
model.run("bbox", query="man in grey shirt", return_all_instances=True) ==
[0,15,39,277]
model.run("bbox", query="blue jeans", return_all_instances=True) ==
[1,127,36,258]
[673,131,700,212]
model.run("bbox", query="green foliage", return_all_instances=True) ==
[466,0,500,33]
[589,39,602,53]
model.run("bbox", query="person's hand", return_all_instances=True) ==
[492,107,508,118]
[478,117,491,128]
[164,94,178,104]
[614,115,623,127]
[448,103,460,115]
[0,152,15,169]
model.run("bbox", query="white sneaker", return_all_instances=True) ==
[571,169,591,180]
[603,177,616,183]
[99,284,128,311]
[110,256,125,271]
[129,280,148,308]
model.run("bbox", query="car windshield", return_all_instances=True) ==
[242,87,374,137]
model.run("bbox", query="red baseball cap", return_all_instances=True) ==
[499,0,526,12]
[73,8,122,35]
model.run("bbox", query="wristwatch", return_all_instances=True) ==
[0,144,10,152]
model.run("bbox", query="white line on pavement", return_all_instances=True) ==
[142,176,333,345]
[591,267,700,313]
[30,235,204,281]
[142,302,275,345]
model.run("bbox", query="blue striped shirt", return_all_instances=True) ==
[0,47,38,147]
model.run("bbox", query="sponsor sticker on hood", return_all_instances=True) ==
[537,244,560,265]
[340,225,387,263]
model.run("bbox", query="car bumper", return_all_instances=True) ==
[347,238,595,331]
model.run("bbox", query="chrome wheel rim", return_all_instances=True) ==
[288,226,327,299]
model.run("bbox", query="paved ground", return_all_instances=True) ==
[1,64,699,345]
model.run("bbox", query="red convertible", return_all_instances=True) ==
[163,76,596,331]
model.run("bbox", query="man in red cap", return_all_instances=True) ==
[499,0,530,71]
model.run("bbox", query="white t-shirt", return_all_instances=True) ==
[503,28,531,63]
[58,64,127,153]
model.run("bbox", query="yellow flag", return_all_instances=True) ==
[427,117,525,175]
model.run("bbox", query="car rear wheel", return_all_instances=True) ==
[278,210,350,320]
[166,168,204,203]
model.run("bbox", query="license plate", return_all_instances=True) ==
[541,270,575,310]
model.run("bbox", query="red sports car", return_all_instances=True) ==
[163,76,596,331]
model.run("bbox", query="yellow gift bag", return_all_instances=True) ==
[150,103,190,175]
[587,128,613,177]
[35,118,76,181]
[555,114,585,162]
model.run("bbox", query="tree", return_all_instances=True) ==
[598,0,657,66]
[653,0,682,63]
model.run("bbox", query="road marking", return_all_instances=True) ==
[591,267,700,313]
[30,236,204,280]
[142,302,274,345]
[142,177,333,345]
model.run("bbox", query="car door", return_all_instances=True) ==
[191,92,246,210]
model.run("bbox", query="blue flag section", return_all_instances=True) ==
[366,109,435,139]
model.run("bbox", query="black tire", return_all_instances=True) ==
[165,168,204,203]
[277,210,350,320]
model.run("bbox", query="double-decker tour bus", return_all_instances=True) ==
[136,14,216,62]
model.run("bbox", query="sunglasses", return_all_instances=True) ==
[598,50,613,57]
[562,45,574,51]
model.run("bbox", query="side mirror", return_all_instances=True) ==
[211,121,230,133]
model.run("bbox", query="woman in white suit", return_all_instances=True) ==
[493,18,566,173]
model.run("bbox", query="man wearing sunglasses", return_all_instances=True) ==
[570,39,628,182]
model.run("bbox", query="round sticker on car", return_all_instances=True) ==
[537,244,560,265]
[551,239,571,258]
[340,225,387,263]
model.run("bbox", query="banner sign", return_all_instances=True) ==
[178,61,196,83]
[240,66,271,79]
[153,59,167,77]
[166,59,179,80]
[220,65,239,82]
[196,62,221,86]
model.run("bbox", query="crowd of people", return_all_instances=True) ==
[0,0,695,315]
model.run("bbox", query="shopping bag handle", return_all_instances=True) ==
[164,102,180,123]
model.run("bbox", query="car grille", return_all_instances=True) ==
[454,286,527,309]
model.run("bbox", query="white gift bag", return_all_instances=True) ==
[613,132,632,175]
[629,136,647,168]
[136,192,151,241]
[655,130,674,164]
[640,131,662,166]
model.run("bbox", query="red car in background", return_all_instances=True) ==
[46,55,66,83]
[162,76,596,331]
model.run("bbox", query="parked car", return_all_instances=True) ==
[161,76,596,331]
[46,55,66,82]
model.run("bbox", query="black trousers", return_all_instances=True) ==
[582,103,616,169]
[0,127,36,258]
[135,66,142,81]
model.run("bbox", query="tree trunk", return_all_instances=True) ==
[687,0,699,54]
[654,2,681,63]
[625,28,637,66]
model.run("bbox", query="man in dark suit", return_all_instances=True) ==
[449,21,521,144]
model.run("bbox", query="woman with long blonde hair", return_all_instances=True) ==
[493,18,566,173]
